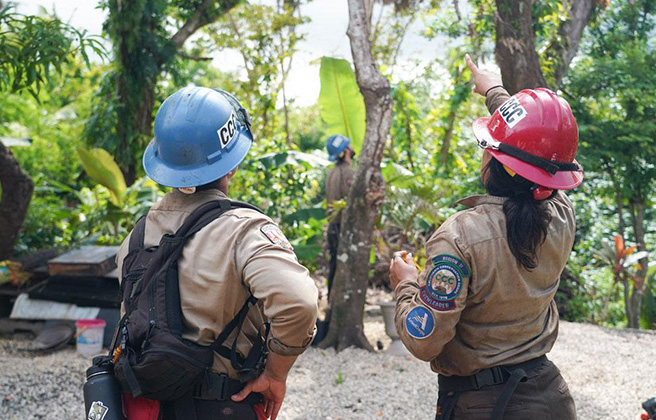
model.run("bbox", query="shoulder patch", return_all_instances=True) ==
[420,254,470,311]
[405,306,435,339]
[260,224,293,251]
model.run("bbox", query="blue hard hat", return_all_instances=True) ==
[326,134,351,161]
[143,86,253,188]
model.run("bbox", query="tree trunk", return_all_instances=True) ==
[319,0,393,351]
[628,196,648,329]
[0,142,34,259]
[494,0,598,94]
[548,0,597,86]
[440,108,457,166]
[494,0,546,94]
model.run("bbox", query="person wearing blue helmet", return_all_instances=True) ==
[324,134,356,297]
[116,86,318,420]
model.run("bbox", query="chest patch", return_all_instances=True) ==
[405,306,435,339]
[498,97,528,129]
[420,254,469,311]
[260,224,293,251]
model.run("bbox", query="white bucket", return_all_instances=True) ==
[75,319,106,356]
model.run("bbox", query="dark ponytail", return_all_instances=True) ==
[483,158,553,270]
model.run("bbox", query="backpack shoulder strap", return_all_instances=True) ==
[228,200,263,214]
[128,215,147,252]
[178,199,265,240]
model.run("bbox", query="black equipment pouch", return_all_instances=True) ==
[109,199,268,401]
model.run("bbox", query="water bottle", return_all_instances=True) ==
[83,358,126,420]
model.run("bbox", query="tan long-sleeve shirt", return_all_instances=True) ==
[116,189,318,379]
[325,163,355,223]
[394,87,576,376]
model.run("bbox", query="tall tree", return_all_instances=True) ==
[0,6,100,259]
[320,0,394,351]
[494,0,599,94]
[86,0,241,185]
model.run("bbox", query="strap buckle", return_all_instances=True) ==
[196,372,229,400]
[477,137,501,150]
[472,366,506,390]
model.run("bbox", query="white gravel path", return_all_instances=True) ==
[1,318,654,420]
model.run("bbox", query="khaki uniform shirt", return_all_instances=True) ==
[116,189,318,380]
[325,163,355,222]
[394,87,576,376]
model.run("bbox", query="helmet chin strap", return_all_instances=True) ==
[503,165,554,201]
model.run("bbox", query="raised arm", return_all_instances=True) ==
[465,54,511,114]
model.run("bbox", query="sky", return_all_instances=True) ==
[15,0,453,106]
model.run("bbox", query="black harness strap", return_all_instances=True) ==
[497,143,582,175]
[437,355,546,420]
[489,368,527,420]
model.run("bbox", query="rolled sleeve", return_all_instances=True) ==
[238,221,319,356]
[394,233,471,362]
[485,87,512,115]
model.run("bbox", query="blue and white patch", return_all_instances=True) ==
[498,97,527,128]
[405,306,435,339]
[420,254,470,311]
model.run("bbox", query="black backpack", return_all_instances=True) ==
[109,199,270,401]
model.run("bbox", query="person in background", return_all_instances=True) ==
[324,134,355,298]
[388,55,582,420]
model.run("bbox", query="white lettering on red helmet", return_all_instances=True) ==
[498,97,528,128]
[217,111,238,148]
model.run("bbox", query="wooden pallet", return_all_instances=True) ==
[47,246,119,277]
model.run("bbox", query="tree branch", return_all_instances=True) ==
[170,0,242,49]
[178,52,213,61]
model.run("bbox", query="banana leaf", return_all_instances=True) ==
[319,57,366,152]
[77,146,127,206]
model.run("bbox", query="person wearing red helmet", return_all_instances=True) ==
[388,55,581,420]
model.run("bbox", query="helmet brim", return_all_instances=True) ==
[472,117,583,190]
[143,130,253,188]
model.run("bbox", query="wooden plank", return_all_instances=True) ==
[47,246,119,277]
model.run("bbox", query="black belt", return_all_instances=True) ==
[193,372,246,401]
[437,355,547,420]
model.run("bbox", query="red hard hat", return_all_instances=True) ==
[472,88,583,190]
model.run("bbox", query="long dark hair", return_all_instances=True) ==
[483,158,553,270]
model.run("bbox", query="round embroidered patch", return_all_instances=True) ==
[421,254,470,311]
[405,306,435,340]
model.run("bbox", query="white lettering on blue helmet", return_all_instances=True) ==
[217,111,238,148]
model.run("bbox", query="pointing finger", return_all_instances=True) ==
[465,54,477,73]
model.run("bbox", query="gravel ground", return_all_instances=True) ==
[1,317,655,420]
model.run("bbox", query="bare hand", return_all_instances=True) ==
[389,251,418,290]
[232,371,287,419]
[465,54,503,97]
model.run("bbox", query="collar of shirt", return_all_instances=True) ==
[456,194,507,208]
[155,188,229,212]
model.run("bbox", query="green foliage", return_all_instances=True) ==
[205,2,307,141]
[318,57,366,152]
[0,5,104,96]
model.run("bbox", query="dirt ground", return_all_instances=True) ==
[1,312,655,420]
